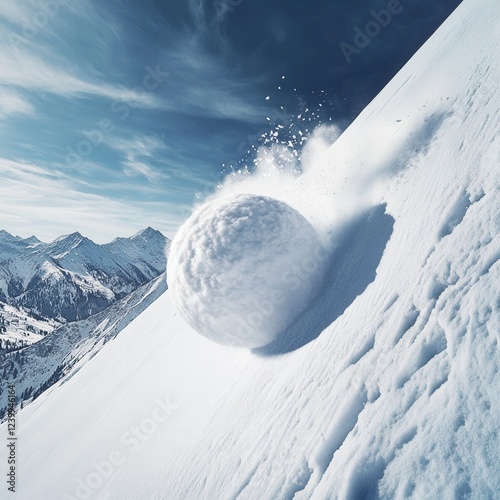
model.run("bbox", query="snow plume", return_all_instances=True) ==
[215,104,448,250]
[211,119,395,251]
[168,118,405,348]
[214,124,344,247]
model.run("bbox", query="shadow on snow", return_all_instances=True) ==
[254,203,394,356]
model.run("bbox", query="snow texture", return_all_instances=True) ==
[0,273,166,418]
[167,194,327,348]
[1,0,499,498]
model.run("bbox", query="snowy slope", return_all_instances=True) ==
[2,0,499,498]
[0,302,57,350]
[0,273,167,420]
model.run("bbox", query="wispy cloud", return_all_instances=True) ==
[0,0,35,26]
[107,136,169,182]
[0,86,34,118]
[123,159,163,182]
[110,136,167,158]
[0,157,183,242]
[0,48,160,106]
[1,0,267,121]
[0,0,164,109]
[0,0,270,242]
[156,37,267,123]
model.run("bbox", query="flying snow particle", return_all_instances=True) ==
[167,194,327,348]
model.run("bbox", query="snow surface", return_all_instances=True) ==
[167,194,327,348]
[0,273,166,418]
[0,301,56,349]
[1,0,499,498]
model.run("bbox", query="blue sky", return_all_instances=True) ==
[0,0,460,243]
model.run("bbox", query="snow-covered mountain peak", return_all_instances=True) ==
[23,236,42,246]
[131,226,164,242]
[0,229,18,240]
[107,227,167,244]
[0,231,41,244]
[53,230,84,242]
[46,232,99,261]
[0,227,168,326]
[0,231,47,262]
[134,226,157,236]
[103,227,170,275]
[109,226,167,246]
[51,231,85,245]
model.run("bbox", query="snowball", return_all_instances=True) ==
[167,194,327,348]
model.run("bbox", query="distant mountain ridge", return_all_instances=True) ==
[0,228,169,325]
[0,230,43,262]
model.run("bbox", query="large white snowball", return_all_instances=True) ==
[167,194,327,348]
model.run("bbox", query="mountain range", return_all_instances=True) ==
[0,227,169,351]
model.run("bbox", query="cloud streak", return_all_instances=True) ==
[106,136,168,182]
[0,157,183,242]
[0,48,161,106]
[0,87,34,118]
